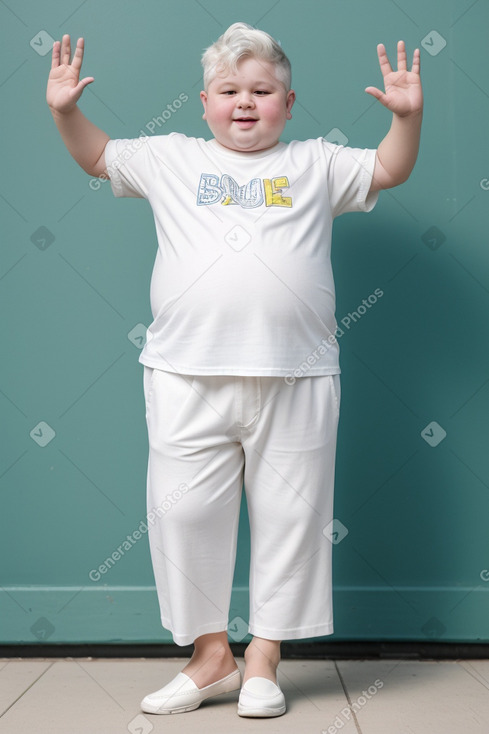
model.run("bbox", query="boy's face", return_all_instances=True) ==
[200,56,295,153]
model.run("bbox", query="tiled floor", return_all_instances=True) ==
[1,657,488,733]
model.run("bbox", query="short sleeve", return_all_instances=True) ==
[322,140,379,218]
[104,137,154,199]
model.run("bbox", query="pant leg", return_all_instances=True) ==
[240,373,341,641]
[143,366,245,646]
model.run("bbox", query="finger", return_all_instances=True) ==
[397,40,407,71]
[71,77,94,99]
[61,34,71,65]
[71,37,85,73]
[411,47,420,74]
[377,43,392,77]
[365,86,385,103]
[50,40,61,70]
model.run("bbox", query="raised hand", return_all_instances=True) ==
[365,40,422,118]
[46,35,94,114]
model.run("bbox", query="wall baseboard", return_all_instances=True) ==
[2,640,489,659]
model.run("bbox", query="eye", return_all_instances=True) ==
[222,90,236,95]
[255,90,270,95]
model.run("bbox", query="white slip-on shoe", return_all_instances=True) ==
[141,668,241,714]
[237,676,286,717]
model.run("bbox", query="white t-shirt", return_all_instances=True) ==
[104,133,379,376]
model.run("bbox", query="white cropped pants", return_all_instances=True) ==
[143,367,341,646]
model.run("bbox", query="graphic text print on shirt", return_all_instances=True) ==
[196,173,292,209]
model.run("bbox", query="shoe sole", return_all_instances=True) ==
[143,701,202,714]
[237,704,286,717]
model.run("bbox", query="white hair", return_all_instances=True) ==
[201,22,291,91]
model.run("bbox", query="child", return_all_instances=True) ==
[46,22,422,718]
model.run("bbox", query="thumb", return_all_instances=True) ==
[365,86,390,108]
[71,76,94,100]
[364,86,384,102]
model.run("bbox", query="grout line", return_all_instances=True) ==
[457,660,489,693]
[0,661,55,718]
[334,660,364,734]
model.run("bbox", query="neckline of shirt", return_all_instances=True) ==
[207,138,286,159]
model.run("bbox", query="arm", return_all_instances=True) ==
[47,35,110,179]
[365,41,423,191]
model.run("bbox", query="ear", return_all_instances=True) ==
[286,89,296,120]
[200,90,208,119]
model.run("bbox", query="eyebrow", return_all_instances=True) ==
[216,79,277,88]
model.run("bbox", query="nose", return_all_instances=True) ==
[237,91,255,108]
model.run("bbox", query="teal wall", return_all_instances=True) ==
[1,0,488,645]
